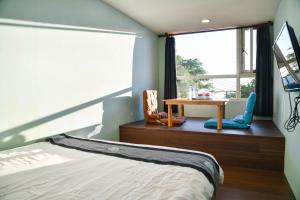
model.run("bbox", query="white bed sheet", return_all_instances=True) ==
[0,140,223,200]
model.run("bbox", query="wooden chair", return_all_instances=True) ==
[143,90,185,126]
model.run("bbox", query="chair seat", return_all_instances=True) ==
[204,118,250,129]
[160,116,186,126]
[204,92,256,130]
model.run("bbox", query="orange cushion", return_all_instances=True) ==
[157,112,168,119]
[160,116,186,126]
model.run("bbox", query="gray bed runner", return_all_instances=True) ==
[48,134,220,190]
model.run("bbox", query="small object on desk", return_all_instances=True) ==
[193,87,198,99]
[193,96,212,100]
[193,91,212,100]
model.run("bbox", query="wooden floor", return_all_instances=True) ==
[218,166,295,200]
[120,118,295,199]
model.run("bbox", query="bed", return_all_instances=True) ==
[0,134,224,200]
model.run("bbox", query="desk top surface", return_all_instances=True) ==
[164,98,228,105]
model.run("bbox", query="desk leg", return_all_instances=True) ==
[168,104,173,127]
[217,105,223,130]
[222,105,225,118]
[179,104,184,117]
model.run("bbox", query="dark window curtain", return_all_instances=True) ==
[164,36,178,113]
[254,25,273,116]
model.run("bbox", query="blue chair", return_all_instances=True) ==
[204,92,256,129]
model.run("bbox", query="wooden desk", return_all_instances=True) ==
[164,99,228,129]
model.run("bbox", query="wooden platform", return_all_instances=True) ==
[119,118,285,171]
[119,118,295,199]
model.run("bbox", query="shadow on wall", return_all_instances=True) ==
[100,96,134,141]
[0,88,132,151]
[0,0,157,150]
[0,0,158,122]
[57,96,134,141]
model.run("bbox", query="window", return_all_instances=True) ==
[176,28,256,99]
[242,28,257,73]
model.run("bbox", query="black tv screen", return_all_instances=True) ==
[273,22,300,91]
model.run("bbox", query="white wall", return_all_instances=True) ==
[273,0,300,198]
[0,0,158,150]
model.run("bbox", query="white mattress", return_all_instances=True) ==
[0,140,224,200]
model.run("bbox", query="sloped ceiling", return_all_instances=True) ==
[103,0,280,34]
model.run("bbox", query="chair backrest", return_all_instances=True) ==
[143,90,159,121]
[243,92,256,124]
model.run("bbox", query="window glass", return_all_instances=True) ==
[177,78,213,98]
[177,78,236,99]
[176,30,237,75]
[210,78,237,99]
[175,28,256,99]
[240,77,255,98]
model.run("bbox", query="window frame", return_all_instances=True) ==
[176,28,256,99]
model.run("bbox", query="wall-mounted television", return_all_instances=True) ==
[273,22,300,92]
